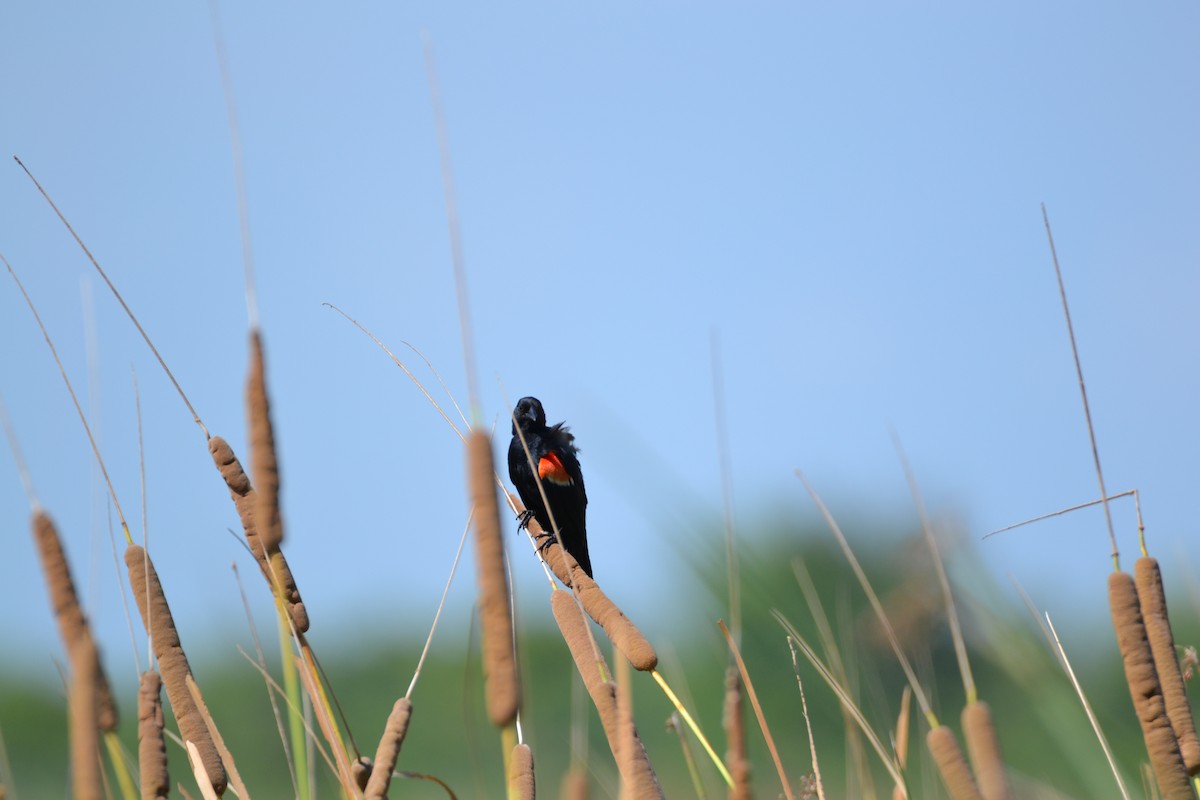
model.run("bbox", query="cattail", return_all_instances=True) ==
[1135,557,1200,774]
[513,495,657,671]
[551,590,663,797]
[247,330,284,552]
[125,545,227,796]
[138,670,169,800]
[560,765,589,799]
[1109,570,1192,798]
[68,637,102,800]
[927,725,982,800]
[616,669,639,800]
[961,702,1009,800]
[31,511,119,731]
[470,429,521,727]
[208,435,309,632]
[508,743,536,799]
[365,698,414,799]
[723,666,752,800]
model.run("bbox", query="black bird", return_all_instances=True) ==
[508,396,591,577]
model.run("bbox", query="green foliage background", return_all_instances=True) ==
[2,524,1196,798]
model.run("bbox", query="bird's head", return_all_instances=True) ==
[512,396,546,434]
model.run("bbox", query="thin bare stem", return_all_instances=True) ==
[422,34,479,420]
[795,469,934,722]
[234,563,299,798]
[2,252,131,540]
[777,621,907,797]
[719,620,793,800]
[710,329,741,640]
[650,670,733,788]
[787,637,827,800]
[982,490,1136,539]
[1044,613,1131,799]
[1041,204,1117,567]
[323,303,464,442]
[890,430,974,701]
[398,338,470,431]
[234,646,336,775]
[0,391,40,509]
[13,156,209,439]
[206,0,258,329]
[407,509,472,699]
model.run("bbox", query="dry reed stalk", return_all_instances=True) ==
[31,511,119,731]
[723,666,752,800]
[550,590,663,798]
[365,698,414,799]
[508,742,536,800]
[961,702,1009,800]
[292,654,361,798]
[891,687,911,800]
[559,766,589,800]
[926,725,982,800]
[247,331,284,552]
[124,545,227,796]
[139,670,170,800]
[208,435,308,631]
[69,637,102,800]
[1109,570,1192,798]
[1135,557,1200,774]
[617,657,635,800]
[719,620,793,800]
[511,494,658,671]
[185,675,250,800]
[470,429,521,727]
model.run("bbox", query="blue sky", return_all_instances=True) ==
[1,5,1197,681]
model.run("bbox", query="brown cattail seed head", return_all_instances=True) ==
[365,698,413,800]
[551,591,663,797]
[470,430,520,727]
[508,743,536,800]
[1135,557,1200,774]
[125,545,227,796]
[138,670,170,800]
[247,331,284,552]
[1109,570,1193,798]
[962,702,1009,800]
[927,725,982,800]
[32,511,119,730]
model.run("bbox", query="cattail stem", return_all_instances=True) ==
[1108,570,1192,798]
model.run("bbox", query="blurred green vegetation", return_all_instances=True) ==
[2,522,1197,798]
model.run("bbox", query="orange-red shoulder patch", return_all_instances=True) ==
[538,452,573,485]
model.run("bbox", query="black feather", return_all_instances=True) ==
[507,396,591,577]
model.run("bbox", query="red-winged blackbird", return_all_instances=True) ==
[508,396,592,578]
